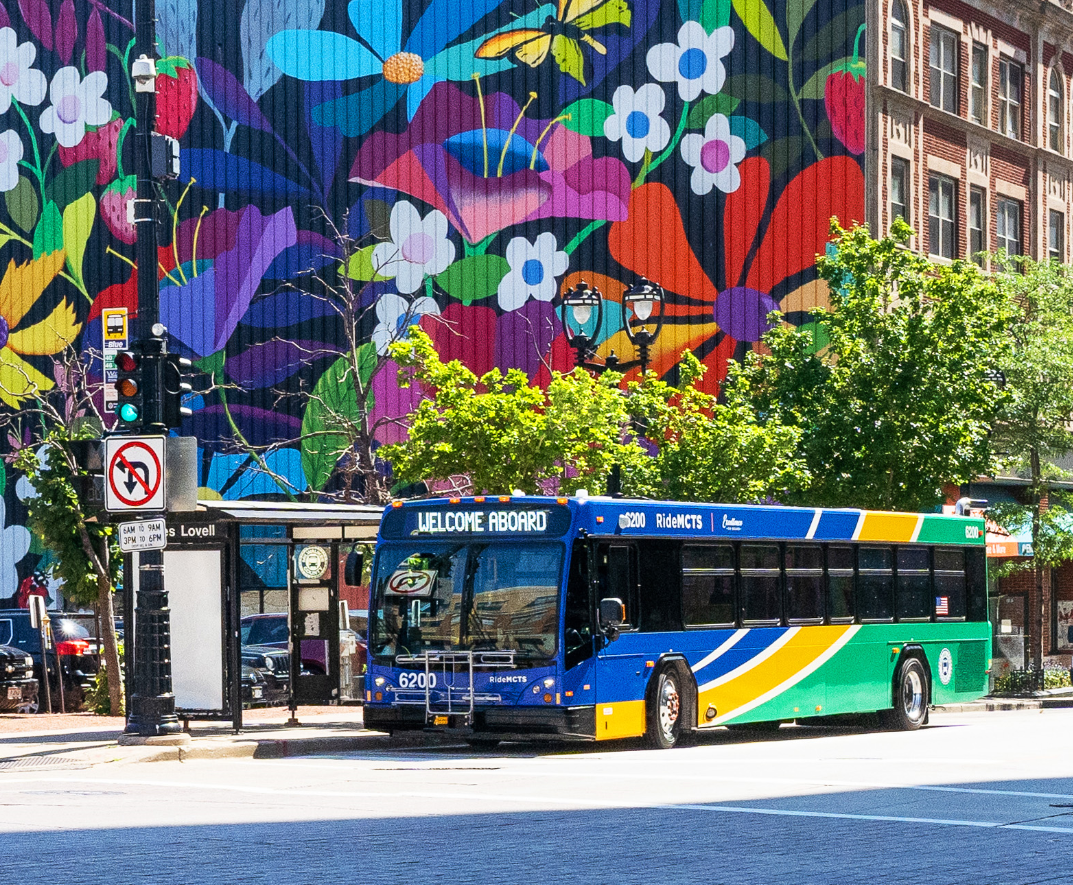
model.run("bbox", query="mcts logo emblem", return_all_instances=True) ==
[938,648,953,685]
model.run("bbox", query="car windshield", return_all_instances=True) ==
[371,542,563,659]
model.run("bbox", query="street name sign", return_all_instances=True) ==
[118,518,167,552]
[104,436,166,512]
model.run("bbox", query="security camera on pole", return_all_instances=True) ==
[121,0,185,742]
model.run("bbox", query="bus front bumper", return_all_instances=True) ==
[364,704,597,741]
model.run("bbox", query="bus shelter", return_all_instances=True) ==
[123,500,383,730]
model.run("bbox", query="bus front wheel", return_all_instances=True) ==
[883,657,929,730]
[646,668,683,749]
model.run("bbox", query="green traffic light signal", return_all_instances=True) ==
[117,402,140,423]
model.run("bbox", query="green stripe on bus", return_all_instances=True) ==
[915,515,985,545]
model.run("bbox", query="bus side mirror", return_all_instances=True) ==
[599,598,625,632]
[344,551,363,586]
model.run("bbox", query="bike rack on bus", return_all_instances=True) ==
[395,650,517,725]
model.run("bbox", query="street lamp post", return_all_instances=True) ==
[558,278,666,375]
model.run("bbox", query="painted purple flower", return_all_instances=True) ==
[349,82,631,244]
[159,205,298,358]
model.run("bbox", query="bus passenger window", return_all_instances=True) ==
[934,547,967,619]
[741,544,780,624]
[858,546,893,620]
[895,547,931,620]
[598,544,636,628]
[827,545,855,622]
[785,545,823,622]
[682,544,735,626]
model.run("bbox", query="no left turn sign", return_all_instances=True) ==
[105,436,166,512]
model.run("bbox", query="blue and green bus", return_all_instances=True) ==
[364,494,990,748]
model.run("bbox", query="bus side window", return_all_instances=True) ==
[965,548,987,622]
[935,547,968,619]
[637,540,682,632]
[858,546,894,621]
[827,545,855,623]
[598,544,636,628]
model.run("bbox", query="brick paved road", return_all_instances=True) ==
[3,710,1073,885]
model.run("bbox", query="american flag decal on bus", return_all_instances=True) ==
[935,596,949,616]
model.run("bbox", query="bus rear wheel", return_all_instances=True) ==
[883,657,929,730]
[646,669,683,749]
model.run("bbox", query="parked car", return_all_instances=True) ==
[0,610,100,711]
[0,642,38,713]
[239,644,290,706]
[240,664,265,707]
[240,612,367,675]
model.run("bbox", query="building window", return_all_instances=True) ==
[1049,69,1064,152]
[890,0,909,92]
[999,58,1022,139]
[928,174,957,259]
[890,157,909,227]
[929,26,959,113]
[997,197,1022,256]
[1050,209,1065,262]
[970,43,987,124]
[969,186,986,264]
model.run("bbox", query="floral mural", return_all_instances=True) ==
[0,0,865,596]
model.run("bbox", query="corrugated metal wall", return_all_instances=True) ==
[0,0,864,594]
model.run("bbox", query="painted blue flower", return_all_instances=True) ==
[266,0,541,138]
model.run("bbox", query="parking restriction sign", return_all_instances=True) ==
[104,436,166,512]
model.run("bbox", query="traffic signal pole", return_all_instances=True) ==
[122,0,182,739]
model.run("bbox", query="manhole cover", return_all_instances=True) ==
[0,756,92,771]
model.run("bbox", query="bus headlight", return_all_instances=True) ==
[543,677,555,688]
[374,677,386,687]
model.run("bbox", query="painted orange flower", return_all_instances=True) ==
[0,250,80,407]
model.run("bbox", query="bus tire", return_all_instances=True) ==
[646,668,683,749]
[883,657,929,730]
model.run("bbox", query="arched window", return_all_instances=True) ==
[1049,68,1064,152]
[891,0,909,92]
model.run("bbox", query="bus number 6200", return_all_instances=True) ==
[399,671,437,689]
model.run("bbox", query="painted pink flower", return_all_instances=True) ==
[349,81,631,244]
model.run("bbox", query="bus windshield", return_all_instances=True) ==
[371,542,563,659]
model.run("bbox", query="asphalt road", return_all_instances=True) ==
[4,710,1073,884]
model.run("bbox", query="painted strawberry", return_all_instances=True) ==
[825,24,867,156]
[155,57,198,140]
[100,175,136,244]
[57,116,122,185]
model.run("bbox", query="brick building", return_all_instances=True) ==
[868,0,1073,673]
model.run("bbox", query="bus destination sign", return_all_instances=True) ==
[381,505,572,539]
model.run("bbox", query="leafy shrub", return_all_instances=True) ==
[993,668,1072,694]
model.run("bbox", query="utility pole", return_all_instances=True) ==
[122,0,182,738]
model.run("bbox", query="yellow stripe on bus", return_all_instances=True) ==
[856,512,920,542]
[697,625,855,725]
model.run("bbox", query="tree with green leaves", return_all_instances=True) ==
[737,219,1013,512]
[988,255,1073,674]
[382,327,648,495]
[382,329,808,503]
[624,352,809,502]
[2,350,123,714]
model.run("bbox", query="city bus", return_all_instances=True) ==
[363,494,990,749]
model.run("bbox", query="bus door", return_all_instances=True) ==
[592,542,648,740]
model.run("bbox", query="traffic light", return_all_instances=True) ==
[114,349,143,428]
[161,353,193,429]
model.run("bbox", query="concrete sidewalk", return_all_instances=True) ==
[0,695,1067,770]
[0,705,410,768]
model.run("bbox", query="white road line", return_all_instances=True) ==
[2,775,1072,835]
